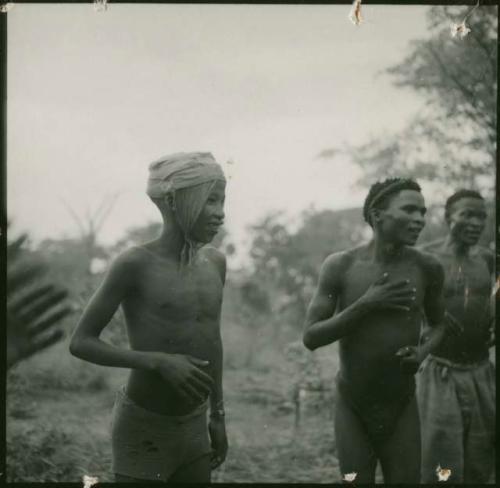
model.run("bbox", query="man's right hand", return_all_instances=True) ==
[153,353,214,404]
[359,273,416,313]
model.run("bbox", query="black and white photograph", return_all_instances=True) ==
[5,1,497,484]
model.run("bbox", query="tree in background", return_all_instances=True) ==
[246,208,368,331]
[319,5,497,198]
[7,233,72,369]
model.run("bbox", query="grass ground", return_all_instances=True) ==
[7,341,495,483]
[6,346,343,483]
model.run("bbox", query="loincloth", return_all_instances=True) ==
[111,387,210,481]
[336,374,415,445]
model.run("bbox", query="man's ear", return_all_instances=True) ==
[165,193,176,211]
[369,207,381,225]
[444,211,451,227]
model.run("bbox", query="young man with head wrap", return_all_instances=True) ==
[70,152,228,483]
[417,189,495,483]
[303,178,453,483]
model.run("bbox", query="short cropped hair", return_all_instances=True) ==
[363,178,421,227]
[445,189,484,219]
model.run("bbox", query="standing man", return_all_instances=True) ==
[418,189,495,483]
[303,178,449,483]
[70,152,228,483]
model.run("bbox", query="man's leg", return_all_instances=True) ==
[462,362,496,483]
[377,395,420,483]
[334,390,377,483]
[416,359,464,483]
[115,473,163,483]
[168,453,211,483]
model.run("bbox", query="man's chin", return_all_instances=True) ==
[463,237,480,247]
[404,236,420,246]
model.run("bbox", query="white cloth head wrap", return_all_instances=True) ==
[147,152,225,197]
[146,152,226,268]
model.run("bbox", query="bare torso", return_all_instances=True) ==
[422,242,492,363]
[122,244,224,415]
[336,246,430,401]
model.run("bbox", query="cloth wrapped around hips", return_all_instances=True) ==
[147,152,226,266]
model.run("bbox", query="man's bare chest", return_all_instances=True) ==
[341,259,425,306]
[440,255,491,299]
[132,261,223,321]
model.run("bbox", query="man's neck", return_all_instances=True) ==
[442,234,470,259]
[370,236,405,264]
[156,223,186,258]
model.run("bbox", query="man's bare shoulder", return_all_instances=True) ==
[200,245,226,282]
[474,246,494,274]
[321,247,359,278]
[411,247,444,279]
[109,246,149,274]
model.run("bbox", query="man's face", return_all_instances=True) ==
[376,189,426,246]
[447,197,486,246]
[190,180,226,244]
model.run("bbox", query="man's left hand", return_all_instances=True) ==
[208,416,228,470]
[396,346,423,375]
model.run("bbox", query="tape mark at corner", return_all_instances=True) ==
[0,3,14,13]
[82,475,99,488]
[436,465,452,482]
[94,0,108,12]
[342,472,357,482]
[348,0,363,26]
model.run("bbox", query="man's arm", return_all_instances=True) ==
[70,249,214,403]
[303,252,414,351]
[205,247,228,469]
[420,255,447,357]
[303,254,348,350]
[69,250,158,370]
[481,249,496,347]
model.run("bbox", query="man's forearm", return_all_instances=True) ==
[304,299,371,350]
[70,336,159,371]
[419,323,446,358]
[209,337,224,414]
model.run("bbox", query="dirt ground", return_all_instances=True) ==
[7,346,495,483]
[6,365,343,483]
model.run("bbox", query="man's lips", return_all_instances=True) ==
[464,230,480,239]
[408,227,422,237]
[207,223,223,232]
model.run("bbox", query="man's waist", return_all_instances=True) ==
[428,353,490,370]
[336,370,415,404]
[126,370,210,416]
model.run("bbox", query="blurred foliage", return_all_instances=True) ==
[244,208,368,329]
[319,5,497,198]
[7,232,73,369]
[7,8,497,480]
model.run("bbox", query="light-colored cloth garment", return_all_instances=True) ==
[146,152,225,196]
[417,355,496,483]
[172,180,218,265]
[146,152,226,266]
[111,388,211,482]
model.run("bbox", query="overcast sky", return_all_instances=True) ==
[7,4,431,261]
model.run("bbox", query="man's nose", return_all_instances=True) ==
[413,212,425,225]
[469,217,483,228]
[214,204,225,220]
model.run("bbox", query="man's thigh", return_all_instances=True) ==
[463,362,496,483]
[377,395,420,484]
[334,391,377,483]
[168,453,211,483]
[417,360,465,483]
[115,473,163,483]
